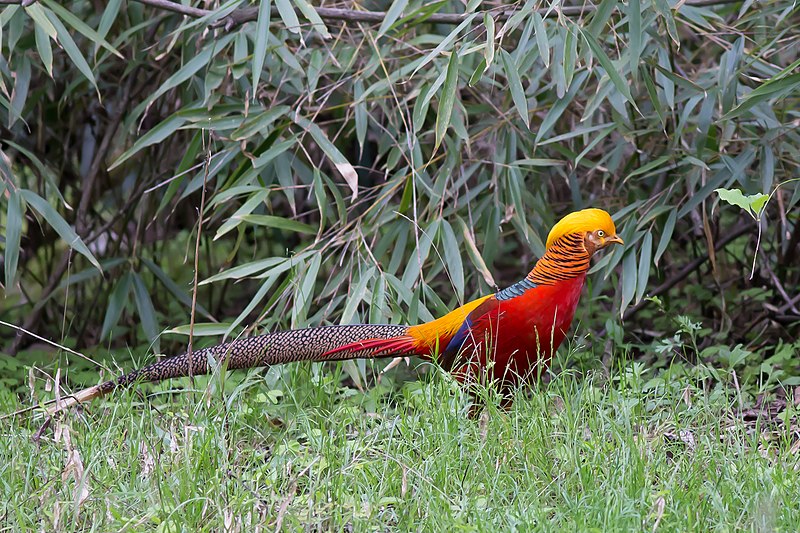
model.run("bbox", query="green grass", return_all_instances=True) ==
[2,358,799,531]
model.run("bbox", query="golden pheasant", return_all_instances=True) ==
[48,208,622,414]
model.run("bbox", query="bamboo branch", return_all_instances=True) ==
[1,0,746,30]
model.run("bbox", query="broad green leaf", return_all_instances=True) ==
[293,113,358,200]
[132,272,160,352]
[215,191,271,239]
[201,257,289,285]
[587,0,617,36]
[293,253,321,324]
[435,51,460,151]
[626,155,672,179]
[20,189,102,271]
[715,188,769,218]
[468,57,487,87]
[252,0,271,96]
[500,48,529,128]
[225,271,280,337]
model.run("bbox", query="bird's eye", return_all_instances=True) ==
[597,230,605,237]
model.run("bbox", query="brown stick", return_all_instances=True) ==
[0,0,747,27]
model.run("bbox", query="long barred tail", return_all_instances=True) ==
[47,324,416,414]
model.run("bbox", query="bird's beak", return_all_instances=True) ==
[606,235,624,246]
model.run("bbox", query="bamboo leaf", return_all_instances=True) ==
[4,189,23,289]
[484,14,495,67]
[235,214,316,234]
[620,251,637,315]
[654,209,676,267]
[532,12,549,67]
[252,0,271,95]
[435,51,461,151]
[24,4,56,39]
[42,0,122,58]
[724,72,800,120]
[377,0,408,37]
[109,115,188,170]
[275,0,300,33]
[230,105,289,140]
[440,220,465,301]
[168,323,232,337]
[101,272,132,340]
[132,272,160,352]
[580,28,638,112]
[628,0,642,82]
[141,258,214,321]
[293,113,358,200]
[20,189,102,271]
[44,9,98,92]
[636,232,652,304]
[293,0,330,38]
[412,13,477,77]
[341,267,374,324]
[500,48,529,128]
[9,56,30,127]
[34,23,53,77]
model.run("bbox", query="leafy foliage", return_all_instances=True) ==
[0,0,798,391]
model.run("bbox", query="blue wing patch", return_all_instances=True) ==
[495,278,538,301]
[444,317,473,356]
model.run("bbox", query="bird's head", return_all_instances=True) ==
[546,208,624,255]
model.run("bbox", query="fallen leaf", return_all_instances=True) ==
[139,441,155,478]
[650,495,666,531]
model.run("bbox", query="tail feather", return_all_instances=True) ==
[47,324,412,415]
[319,335,421,360]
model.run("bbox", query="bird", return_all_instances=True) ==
[46,207,623,415]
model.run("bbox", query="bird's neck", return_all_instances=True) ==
[527,233,591,285]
